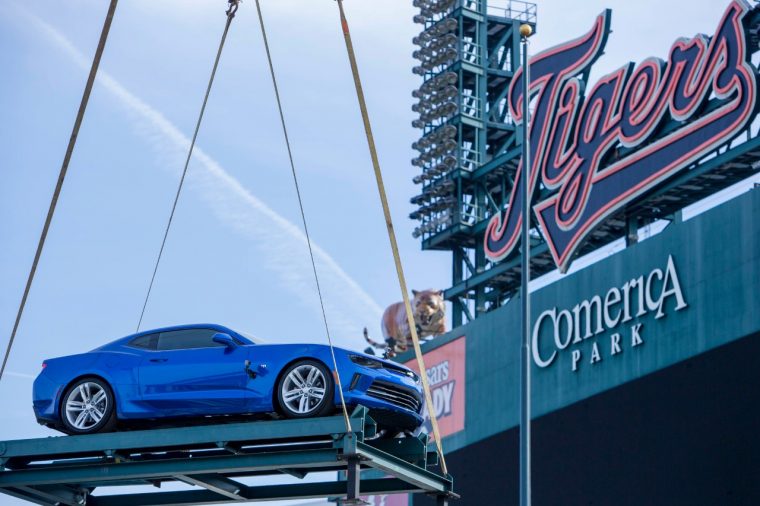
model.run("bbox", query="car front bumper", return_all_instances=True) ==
[340,365,424,430]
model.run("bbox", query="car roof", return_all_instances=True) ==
[95,323,256,351]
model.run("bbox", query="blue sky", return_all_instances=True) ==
[0,0,750,503]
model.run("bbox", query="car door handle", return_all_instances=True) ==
[149,358,168,363]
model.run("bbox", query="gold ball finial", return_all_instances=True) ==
[519,24,533,38]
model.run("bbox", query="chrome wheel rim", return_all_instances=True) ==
[281,364,326,414]
[65,382,107,430]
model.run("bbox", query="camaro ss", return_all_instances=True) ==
[33,324,424,435]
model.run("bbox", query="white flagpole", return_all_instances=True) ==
[519,22,534,506]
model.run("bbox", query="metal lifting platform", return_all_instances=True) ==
[0,406,454,506]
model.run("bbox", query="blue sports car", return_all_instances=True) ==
[33,324,424,435]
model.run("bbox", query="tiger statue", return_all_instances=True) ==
[363,289,446,358]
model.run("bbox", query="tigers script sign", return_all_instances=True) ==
[484,1,758,271]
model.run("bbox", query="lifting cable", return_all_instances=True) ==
[335,0,449,475]
[253,0,352,432]
[0,0,120,383]
[136,0,240,332]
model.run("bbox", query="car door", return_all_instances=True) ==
[137,328,253,416]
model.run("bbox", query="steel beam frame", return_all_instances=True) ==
[0,407,454,505]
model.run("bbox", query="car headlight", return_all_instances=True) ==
[349,355,384,369]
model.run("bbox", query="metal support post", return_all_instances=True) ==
[437,494,449,506]
[626,216,639,246]
[519,24,533,506]
[346,456,360,500]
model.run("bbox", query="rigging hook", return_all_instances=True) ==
[226,0,240,18]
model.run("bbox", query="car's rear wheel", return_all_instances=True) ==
[61,377,116,434]
[276,360,334,418]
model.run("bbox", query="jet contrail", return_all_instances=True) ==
[3,371,35,380]
[14,5,383,345]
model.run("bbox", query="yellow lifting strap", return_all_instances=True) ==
[1,0,119,382]
[335,0,449,476]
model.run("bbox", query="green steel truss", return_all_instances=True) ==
[409,0,537,328]
[0,407,454,505]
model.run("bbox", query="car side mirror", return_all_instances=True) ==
[212,333,237,348]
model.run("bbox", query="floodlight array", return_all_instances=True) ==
[410,179,455,205]
[413,0,457,22]
[412,210,454,238]
[410,2,463,239]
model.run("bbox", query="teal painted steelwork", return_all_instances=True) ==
[0,414,368,462]
[85,479,424,505]
[402,188,760,454]
[0,407,454,505]
[409,1,536,327]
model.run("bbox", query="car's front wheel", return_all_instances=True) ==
[276,360,334,418]
[61,377,116,434]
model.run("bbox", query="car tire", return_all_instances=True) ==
[60,377,117,435]
[276,360,335,419]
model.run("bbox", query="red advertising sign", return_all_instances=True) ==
[404,336,466,439]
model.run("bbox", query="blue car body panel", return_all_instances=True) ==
[32,324,423,430]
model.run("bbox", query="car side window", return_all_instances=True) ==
[157,329,223,351]
[128,333,159,350]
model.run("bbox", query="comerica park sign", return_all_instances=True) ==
[532,255,688,372]
[484,0,758,272]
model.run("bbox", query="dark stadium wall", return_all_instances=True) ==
[413,330,760,505]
